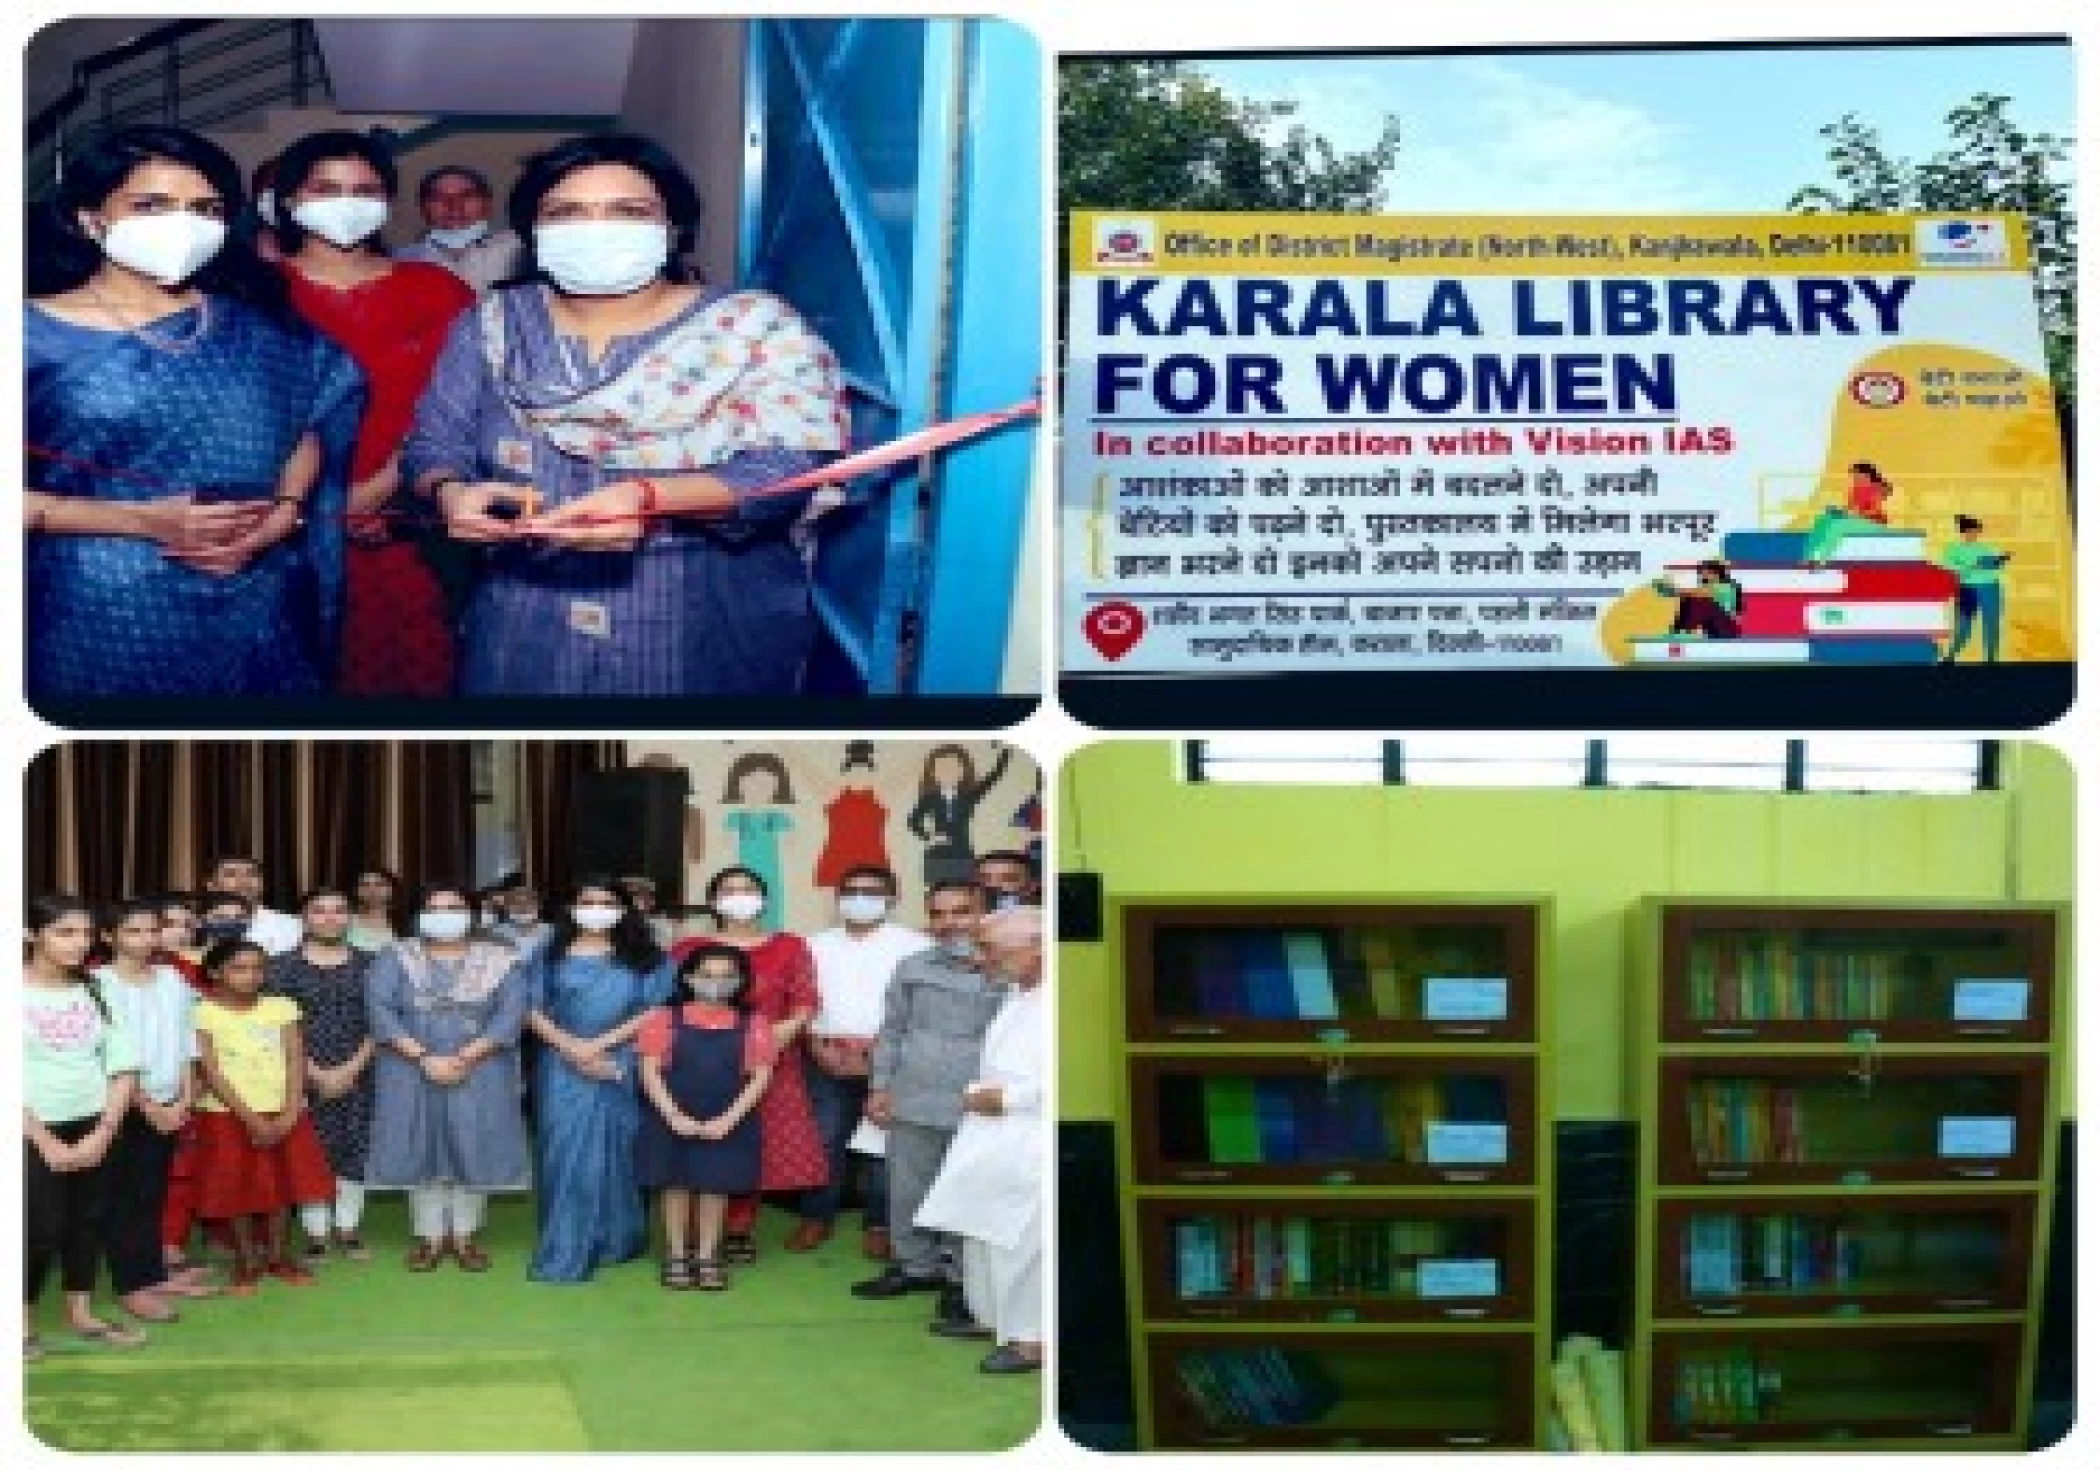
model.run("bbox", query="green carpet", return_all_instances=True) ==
[25,1198,1040,1451]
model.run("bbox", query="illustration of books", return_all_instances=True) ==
[1635,528,1958,666]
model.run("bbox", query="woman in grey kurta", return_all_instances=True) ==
[364,884,530,1271]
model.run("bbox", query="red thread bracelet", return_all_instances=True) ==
[634,478,662,521]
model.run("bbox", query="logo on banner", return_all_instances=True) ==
[1847,370,1908,408]
[1094,217,1157,267]
[1916,218,2010,268]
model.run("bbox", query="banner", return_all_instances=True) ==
[1062,212,2072,673]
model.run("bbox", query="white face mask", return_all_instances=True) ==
[838,895,889,926]
[938,934,980,966]
[292,196,391,249]
[418,910,472,942]
[714,893,765,924]
[691,976,742,1004]
[534,220,669,296]
[98,213,228,287]
[572,904,624,933]
[255,190,278,226]
[427,220,490,250]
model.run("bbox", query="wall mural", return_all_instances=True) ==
[626,740,1038,931]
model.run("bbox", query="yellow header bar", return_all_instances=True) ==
[1071,211,2031,276]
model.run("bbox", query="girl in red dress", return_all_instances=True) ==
[276,129,475,695]
[671,867,828,1261]
[191,941,335,1293]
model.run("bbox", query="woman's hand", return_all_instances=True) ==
[347,462,401,544]
[126,494,269,555]
[71,1124,116,1169]
[419,1054,465,1087]
[695,1116,731,1142]
[167,499,304,576]
[439,481,536,544]
[519,481,651,553]
[670,1113,706,1139]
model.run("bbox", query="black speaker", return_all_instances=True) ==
[1057,870,1103,942]
[571,768,688,909]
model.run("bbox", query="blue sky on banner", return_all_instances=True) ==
[1203,43,2074,213]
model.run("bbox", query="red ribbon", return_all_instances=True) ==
[25,398,1040,528]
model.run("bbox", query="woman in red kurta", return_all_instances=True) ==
[673,866,828,1261]
[276,130,474,695]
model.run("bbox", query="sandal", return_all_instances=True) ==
[227,1261,263,1297]
[454,1237,492,1273]
[692,1257,729,1291]
[73,1320,148,1349]
[265,1258,316,1286]
[405,1240,445,1273]
[661,1256,694,1291]
[721,1233,758,1265]
[119,1291,179,1324]
[337,1234,373,1263]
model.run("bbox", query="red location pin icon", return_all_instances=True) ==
[1083,601,1147,662]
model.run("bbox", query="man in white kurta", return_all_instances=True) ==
[914,906,1044,1374]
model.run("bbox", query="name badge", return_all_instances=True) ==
[569,600,612,639]
[496,437,534,474]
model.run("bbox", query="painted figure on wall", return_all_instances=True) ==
[906,744,1012,888]
[815,742,891,887]
[722,752,795,931]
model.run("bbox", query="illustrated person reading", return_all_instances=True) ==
[25,124,365,701]
[1652,560,1745,640]
[276,129,475,697]
[1801,461,1897,567]
[1941,514,2011,664]
[400,132,849,696]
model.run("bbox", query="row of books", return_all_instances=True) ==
[1685,1082,1808,1166]
[1174,1348,1342,1428]
[1163,1075,1506,1166]
[1671,1349,1785,1428]
[1685,936,1924,1022]
[1171,1215,1500,1299]
[1682,1214,1868,1295]
[1156,929,1503,1022]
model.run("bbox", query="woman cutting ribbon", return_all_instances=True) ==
[401,132,848,697]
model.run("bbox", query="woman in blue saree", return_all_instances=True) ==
[24,125,363,701]
[524,878,676,1281]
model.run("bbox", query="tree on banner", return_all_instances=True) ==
[1790,92,2076,406]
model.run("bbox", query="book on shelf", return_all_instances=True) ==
[1190,1074,1508,1167]
[1169,1215,1497,1301]
[1686,1081,1806,1166]
[1687,935,1924,1023]
[1176,1349,1340,1428]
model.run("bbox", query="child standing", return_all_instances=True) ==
[93,900,212,1323]
[192,940,335,1293]
[25,894,146,1357]
[636,944,774,1291]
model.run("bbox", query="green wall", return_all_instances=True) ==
[1058,741,2073,1122]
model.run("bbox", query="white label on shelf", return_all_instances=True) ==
[1418,1258,1500,1298]
[1423,978,1509,1021]
[1426,1122,1508,1165]
[1951,979,2030,1022]
[1938,1116,2016,1158]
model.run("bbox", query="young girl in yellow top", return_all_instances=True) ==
[192,940,334,1292]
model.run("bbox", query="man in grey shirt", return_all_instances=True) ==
[395,163,524,295]
[852,880,1002,1299]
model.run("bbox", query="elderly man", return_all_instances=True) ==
[852,881,1002,1300]
[914,905,1044,1374]
[395,163,524,294]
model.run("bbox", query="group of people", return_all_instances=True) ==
[1657,462,2011,660]
[26,121,850,700]
[24,849,1045,1376]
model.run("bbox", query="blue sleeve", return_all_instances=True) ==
[701,445,836,544]
[303,332,367,657]
[645,958,679,1008]
[401,306,491,489]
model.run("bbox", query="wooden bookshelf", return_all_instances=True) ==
[1630,899,2065,1451]
[1115,897,1553,1451]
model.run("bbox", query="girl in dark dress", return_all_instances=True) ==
[636,944,775,1291]
[265,887,377,1261]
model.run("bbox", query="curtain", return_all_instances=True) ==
[27,742,481,909]
[519,741,624,899]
